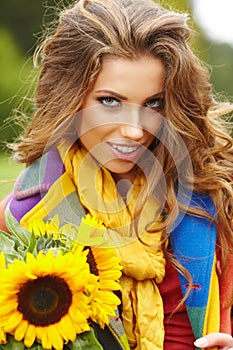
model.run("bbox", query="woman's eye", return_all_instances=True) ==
[98,97,121,107]
[145,98,164,110]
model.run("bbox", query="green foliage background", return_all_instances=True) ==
[0,0,232,195]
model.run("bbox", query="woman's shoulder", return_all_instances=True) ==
[0,193,12,232]
[14,148,64,201]
[3,149,65,225]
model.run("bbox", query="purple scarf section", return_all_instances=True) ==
[9,149,65,223]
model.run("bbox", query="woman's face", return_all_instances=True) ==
[78,55,165,181]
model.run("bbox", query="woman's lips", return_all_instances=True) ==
[108,142,143,162]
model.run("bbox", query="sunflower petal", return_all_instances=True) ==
[2,311,22,332]
[41,329,52,350]
[59,315,76,342]
[47,324,64,350]
[0,299,17,314]
[0,253,6,269]
[0,328,6,344]
[14,319,29,342]
[24,324,36,348]
[99,280,122,290]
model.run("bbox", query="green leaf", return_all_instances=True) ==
[0,230,17,251]
[65,329,103,350]
[0,330,103,350]
[0,335,27,349]
[26,231,37,254]
[3,253,23,265]
[4,205,30,247]
[0,231,23,262]
[0,335,43,350]
[27,343,44,350]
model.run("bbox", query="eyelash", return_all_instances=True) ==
[97,97,121,108]
[97,96,164,110]
[145,98,164,110]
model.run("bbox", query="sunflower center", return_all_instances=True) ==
[17,275,72,326]
[86,247,99,276]
[33,286,58,312]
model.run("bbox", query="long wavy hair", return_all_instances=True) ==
[11,0,233,277]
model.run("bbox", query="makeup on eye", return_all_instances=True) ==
[144,97,164,111]
[97,96,122,108]
[96,92,164,111]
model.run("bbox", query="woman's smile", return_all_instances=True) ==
[108,141,143,162]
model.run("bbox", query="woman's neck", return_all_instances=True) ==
[111,172,134,200]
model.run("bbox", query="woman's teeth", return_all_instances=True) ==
[112,144,138,154]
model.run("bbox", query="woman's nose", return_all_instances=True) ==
[120,123,144,140]
[120,105,144,140]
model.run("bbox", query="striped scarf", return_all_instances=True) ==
[8,146,220,349]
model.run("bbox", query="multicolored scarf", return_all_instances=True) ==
[6,146,220,349]
[170,193,220,342]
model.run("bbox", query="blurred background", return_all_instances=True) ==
[0,0,233,198]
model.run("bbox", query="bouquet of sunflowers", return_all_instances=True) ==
[0,214,122,350]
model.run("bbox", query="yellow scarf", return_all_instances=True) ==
[64,146,166,349]
[21,145,166,349]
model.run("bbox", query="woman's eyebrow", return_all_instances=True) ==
[144,92,164,103]
[95,89,165,103]
[95,89,128,100]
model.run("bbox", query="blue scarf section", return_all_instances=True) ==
[170,192,218,339]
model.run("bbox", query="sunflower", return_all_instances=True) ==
[81,214,105,229]
[76,214,107,246]
[73,214,123,328]
[87,246,122,328]
[28,215,77,240]
[0,248,99,350]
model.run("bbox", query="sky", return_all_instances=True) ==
[192,0,233,46]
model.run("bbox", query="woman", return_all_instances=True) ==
[0,0,233,348]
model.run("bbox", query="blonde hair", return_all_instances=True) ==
[11,0,233,268]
